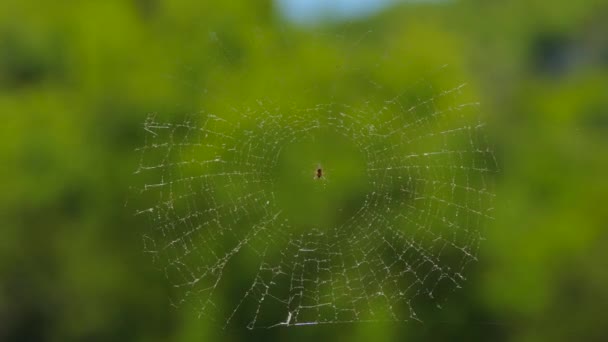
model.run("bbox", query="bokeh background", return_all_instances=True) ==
[2,0,607,341]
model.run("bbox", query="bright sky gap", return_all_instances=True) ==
[275,0,450,24]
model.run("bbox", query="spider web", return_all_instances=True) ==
[132,81,497,329]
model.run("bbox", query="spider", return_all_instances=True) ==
[314,165,323,180]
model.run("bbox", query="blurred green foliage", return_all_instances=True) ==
[1,0,607,341]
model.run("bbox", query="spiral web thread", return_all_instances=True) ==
[133,82,497,329]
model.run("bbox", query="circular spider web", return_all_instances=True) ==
[133,82,497,329]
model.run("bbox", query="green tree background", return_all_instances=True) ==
[1,0,607,341]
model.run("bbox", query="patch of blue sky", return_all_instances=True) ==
[276,0,449,24]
